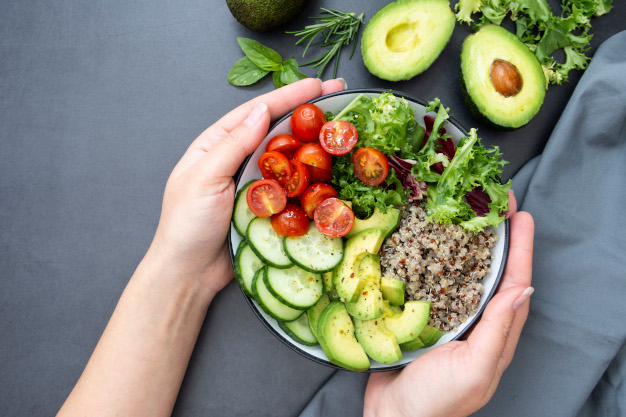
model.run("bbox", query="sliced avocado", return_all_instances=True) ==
[317,301,370,372]
[354,317,402,364]
[333,228,386,302]
[306,293,330,339]
[418,325,444,347]
[345,207,401,239]
[382,300,431,344]
[460,24,546,129]
[322,271,334,293]
[381,277,405,306]
[226,0,308,32]
[399,334,425,351]
[345,254,383,321]
[361,0,455,81]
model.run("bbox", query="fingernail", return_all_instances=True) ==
[513,287,534,312]
[244,102,268,126]
[336,77,348,90]
[315,78,323,87]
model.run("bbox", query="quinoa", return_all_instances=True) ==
[380,201,498,333]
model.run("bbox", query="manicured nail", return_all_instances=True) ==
[336,77,348,90]
[244,102,268,126]
[513,287,534,312]
[315,78,323,87]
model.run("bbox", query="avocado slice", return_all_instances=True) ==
[399,334,425,351]
[418,325,444,347]
[354,317,402,364]
[460,24,546,129]
[361,0,455,81]
[345,254,383,321]
[345,207,401,240]
[306,293,330,340]
[382,300,431,344]
[333,229,386,302]
[322,271,334,293]
[381,277,405,306]
[317,301,370,372]
[226,0,308,32]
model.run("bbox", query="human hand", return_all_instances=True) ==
[148,78,346,295]
[363,192,534,417]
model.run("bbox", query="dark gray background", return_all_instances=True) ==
[0,1,623,416]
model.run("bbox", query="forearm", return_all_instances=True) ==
[58,246,214,417]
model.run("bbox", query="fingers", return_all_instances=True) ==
[508,190,517,215]
[322,78,347,95]
[198,102,272,178]
[499,211,534,291]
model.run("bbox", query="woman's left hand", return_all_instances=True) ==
[149,78,346,295]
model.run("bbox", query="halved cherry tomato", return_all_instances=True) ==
[291,104,327,142]
[319,121,358,155]
[246,179,287,218]
[284,159,309,197]
[307,165,333,183]
[271,204,310,237]
[258,151,291,184]
[294,143,332,171]
[313,198,355,238]
[265,134,302,157]
[352,148,389,186]
[300,183,338,219]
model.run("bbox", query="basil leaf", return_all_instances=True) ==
[227,57,269,86]
[272,71,285,89]
[273,58,308,88]
[237,38,283,72]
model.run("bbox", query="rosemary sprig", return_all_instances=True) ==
[288,8,365,79]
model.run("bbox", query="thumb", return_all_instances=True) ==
[201,102,270,178]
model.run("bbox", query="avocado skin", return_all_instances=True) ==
[226,0,309,32]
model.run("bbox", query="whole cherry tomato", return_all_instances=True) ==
[271,204,310,237]
[265,134,302,157]
[294,143,332,171]
[291,104,327,142]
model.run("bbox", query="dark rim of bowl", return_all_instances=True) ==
[227,88,510,373]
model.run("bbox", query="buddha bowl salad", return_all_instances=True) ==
[231,92,510,372]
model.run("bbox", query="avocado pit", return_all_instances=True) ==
[490,59,523,97]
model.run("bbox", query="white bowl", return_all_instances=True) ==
[228,89,509,372]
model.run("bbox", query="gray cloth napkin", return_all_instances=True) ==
[300,30,626,417]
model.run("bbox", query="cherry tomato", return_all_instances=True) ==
[258,151,291,184]
[246,179,287,218]
[291,104,327,142]
[294,143,332,171]
[352,148,389,187]
[319,121,358,155]
[271,204,310,237]
[307,166,333,183]
[265,134,302,157]
[300,183,338,219]
[314,198,355,238]
[284,159,309,198]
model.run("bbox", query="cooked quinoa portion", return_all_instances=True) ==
[380,201,498,332]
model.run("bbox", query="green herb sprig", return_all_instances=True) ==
[289,8,365,79]
[227,38,308,88]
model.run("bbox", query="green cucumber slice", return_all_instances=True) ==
[284,226,344,273]
[264,266,323,310]
[278,314,318,346]
[232,180,257,236]
[252,267,303,321]
[247,217,292,269]
[234,241,264,297]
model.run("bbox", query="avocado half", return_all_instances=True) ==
[460,25,546,129]
[361,0,455,81]
[226,0,309,32]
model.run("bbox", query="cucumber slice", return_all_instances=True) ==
[265,266,323,310]
[247,217,292,269]
[233,241,264,297]
[232,180,257,236]
[252,267,303,321]
[284,226,344,273]
[278,314,318,346]
[307,293,331,339]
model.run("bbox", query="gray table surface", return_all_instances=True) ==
[1,1,624,416]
